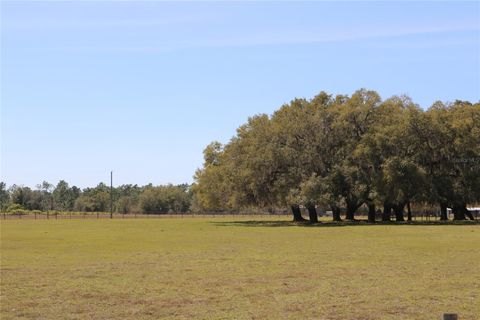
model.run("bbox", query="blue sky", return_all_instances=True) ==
[1,1,479,188]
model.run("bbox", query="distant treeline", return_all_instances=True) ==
[0,181,192,214]
[192,89,480,222]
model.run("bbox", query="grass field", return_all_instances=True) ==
[1,218,479,319]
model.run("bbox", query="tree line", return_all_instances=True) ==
[192,89,480,222]
[0,181,192,214]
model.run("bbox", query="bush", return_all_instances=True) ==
[7,204,24,213]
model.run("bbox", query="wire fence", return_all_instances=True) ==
[0,212,291,220]
[1,211,478,221]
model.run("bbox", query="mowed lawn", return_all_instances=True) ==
[1,218,479,320]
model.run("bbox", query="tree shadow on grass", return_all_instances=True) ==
[211,220,480,228]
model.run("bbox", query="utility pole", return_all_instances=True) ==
[110,171,113,219]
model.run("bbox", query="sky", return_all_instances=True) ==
[1,1,479,189]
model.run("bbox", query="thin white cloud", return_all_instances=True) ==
[50,23,480,54]
[2,15,209,30]
[187,23,480,47]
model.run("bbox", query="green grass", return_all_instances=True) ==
[1,218,479,319]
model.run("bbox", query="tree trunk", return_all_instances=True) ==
[452,204,466,221]
[406,202,412,222]
[345,201,358,220]
[291,204,306,222]
[439,202,448,221]
[465,206,474,221]
[332,206,342,222]
[382,203,391,222]
[393,204,405,221]
[367,202,376,223]
[307,204,318,223]
[454,203,473,220]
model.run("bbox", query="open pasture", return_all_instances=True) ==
[1,218,479,319]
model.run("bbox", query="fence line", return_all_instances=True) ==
[1,212,293,220]
[1,211,478,221]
